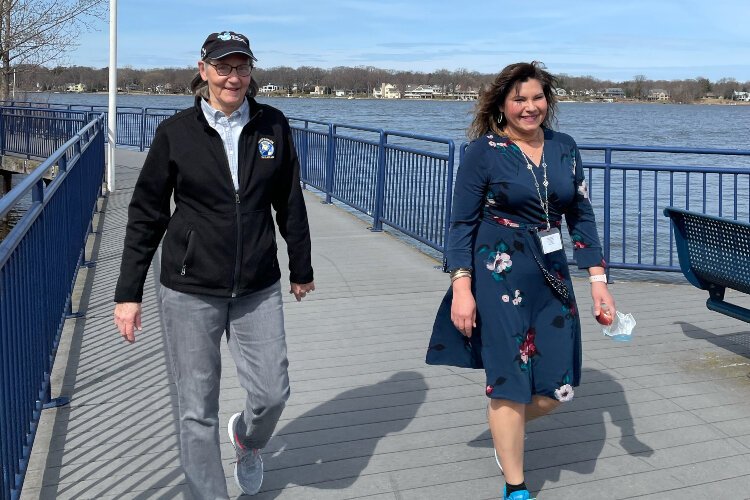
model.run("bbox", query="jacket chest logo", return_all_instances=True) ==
[258,138,275,159]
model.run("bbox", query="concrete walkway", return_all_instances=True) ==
[21,149,750,499]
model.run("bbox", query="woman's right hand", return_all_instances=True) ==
[114,302,142,344]
[451,278,476,337]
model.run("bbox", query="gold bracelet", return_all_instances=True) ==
[450,269,472,283]
[449,267,471,279]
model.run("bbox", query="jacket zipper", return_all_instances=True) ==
[180,229,194,276]
[232,191,241,297]
[230,109,263,297]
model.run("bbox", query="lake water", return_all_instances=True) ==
[4,93,750,264]
[13,92,750,153]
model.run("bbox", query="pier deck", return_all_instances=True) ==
[20,150,750,499]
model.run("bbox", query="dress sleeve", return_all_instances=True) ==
[445,142,490,271]
[564,144,606,269]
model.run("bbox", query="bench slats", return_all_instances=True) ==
[664,207,750,323]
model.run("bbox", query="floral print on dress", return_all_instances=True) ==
[485,376,507,398]
[555,384,574,402]
[577,179,589,200]
[571,233,588,249]
[501,289,524,305]
[486,134,515,154]
[554,373,574,402]
[515,328,539,369]
[561,301,577,319]
[478,240,513,281]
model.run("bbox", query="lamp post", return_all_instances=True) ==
[107,0,117,192]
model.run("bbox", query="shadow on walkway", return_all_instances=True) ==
[677,321,750,360]
[466,368,653,495]
[254,371,427,498]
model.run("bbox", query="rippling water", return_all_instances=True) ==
[4,94,750,257]
[12,92,750,151]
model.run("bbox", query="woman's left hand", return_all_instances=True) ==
[291,281,315,302]
[591,282,616,318]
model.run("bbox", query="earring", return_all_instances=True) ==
[497,112,504,124]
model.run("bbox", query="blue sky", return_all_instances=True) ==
[70,0,750,82]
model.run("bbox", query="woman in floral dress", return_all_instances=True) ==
[427,62,615,500]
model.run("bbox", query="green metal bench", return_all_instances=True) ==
[664,207,750,323]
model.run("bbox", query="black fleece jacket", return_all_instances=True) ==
[114,97,313,302]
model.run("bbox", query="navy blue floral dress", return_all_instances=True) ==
[426,129,605,404]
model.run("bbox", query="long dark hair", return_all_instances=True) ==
[189,57,259,99]
[469,61,558,140]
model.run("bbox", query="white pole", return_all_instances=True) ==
[107,0,117,192]
[12,69,15,99]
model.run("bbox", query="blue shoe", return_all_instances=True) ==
[503,486,531,500]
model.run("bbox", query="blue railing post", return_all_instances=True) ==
[139,108,146,152]
[603,148,612,282]
[443,141,456,257]
[0,109,5,153]
[300,121,309,189]
[370,130,387,232]
[324,124,335,204]
[24,115,31,158]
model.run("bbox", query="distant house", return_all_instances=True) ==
[647,89,670,101]
[334,89,347,97]
[733,91,750,102]
[603,88,625,98]
[555,88,568,97]
[453,86,479,100]
[259,84,279,93]
[66,83,86,93]
[404,85,437,99]
[373,83,399,99]
[310,85,331,95]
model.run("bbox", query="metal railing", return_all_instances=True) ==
[4,102,750,274]
[290,119,455,251]
[576,145,750,275]
[0,102,179,152]
[0,114,105,500]
[0,107,87,160]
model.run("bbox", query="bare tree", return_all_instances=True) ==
[632,74,646,100]
[0,0,106,99]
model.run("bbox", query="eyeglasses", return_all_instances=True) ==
[207,62,251,77]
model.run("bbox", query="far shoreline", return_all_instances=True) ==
[11,90,750,106]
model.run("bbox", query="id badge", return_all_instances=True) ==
[538,228,563,254]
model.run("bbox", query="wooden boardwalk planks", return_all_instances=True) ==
[21,150,750,499]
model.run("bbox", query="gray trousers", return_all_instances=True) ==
[159,281,290,500]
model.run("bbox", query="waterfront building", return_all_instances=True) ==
[65,83,87,93]
[373,83,400,99]
[603,87,626,98]
[404,84,438,99]
[647,89,670,101]
[259,83,280,93]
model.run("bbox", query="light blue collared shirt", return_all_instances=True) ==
[200,98,250,190]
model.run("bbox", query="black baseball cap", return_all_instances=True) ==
[201,31,257,61]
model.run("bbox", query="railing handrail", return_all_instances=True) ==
[0,115,103,220]
[580,143,750,156]
[1,111,106,500]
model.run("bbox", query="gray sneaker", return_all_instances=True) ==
[228,412,264,495]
